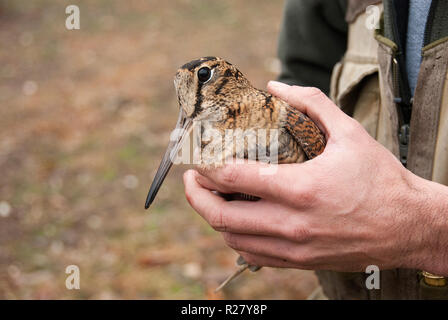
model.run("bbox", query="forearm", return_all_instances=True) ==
[407,173,448,276]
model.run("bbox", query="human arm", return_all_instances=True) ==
[277,0,347,94]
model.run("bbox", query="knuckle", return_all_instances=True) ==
[307,87,324,96]
[209,205,228,231]
[287,225,312,242]
[220,165,239,186]
[304,87,326,100]
[301,189,317,205]
[222,233,239,250]
[292,184,318,208]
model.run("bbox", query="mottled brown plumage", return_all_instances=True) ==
[145,56,326,290]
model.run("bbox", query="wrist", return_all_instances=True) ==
[401,173,448,275]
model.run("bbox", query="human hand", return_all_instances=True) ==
[183,81,447,275]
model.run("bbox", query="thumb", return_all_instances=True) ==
[267,81,353,137]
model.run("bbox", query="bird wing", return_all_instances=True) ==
[284,105,326,160]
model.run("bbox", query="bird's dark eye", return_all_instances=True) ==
[197,67,212,83]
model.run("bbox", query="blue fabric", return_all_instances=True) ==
[406,0,432,95]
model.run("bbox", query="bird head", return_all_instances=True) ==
[174,56,250,121]
[145,56,251,209]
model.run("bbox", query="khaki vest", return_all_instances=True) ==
[318,0,448,299]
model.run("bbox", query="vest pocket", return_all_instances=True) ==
[329,58,381,139]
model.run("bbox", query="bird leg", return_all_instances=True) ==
[215,255,262,292]
[214,194,261,291]
[215,263,249,292]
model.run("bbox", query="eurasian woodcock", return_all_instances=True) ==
[145,56,326,290]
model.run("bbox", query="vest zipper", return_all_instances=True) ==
[392,55,410,167]
[389,0,412,168]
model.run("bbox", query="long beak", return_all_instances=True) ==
[145,110,193,209]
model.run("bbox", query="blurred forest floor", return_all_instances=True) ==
[0,0,318,299]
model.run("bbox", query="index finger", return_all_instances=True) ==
[196,161,319,209]
[183,169,308,238]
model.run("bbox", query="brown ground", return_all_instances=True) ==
[0,0,318,299]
